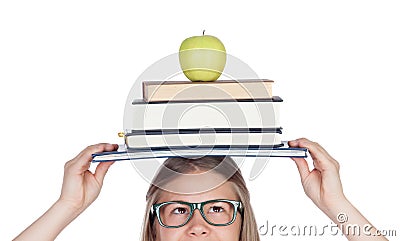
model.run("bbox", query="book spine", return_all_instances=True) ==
[125,132,282,149]
[124,99,282,131]
[143,80,274,102]
[126,127,283,135]
[125,144,285,152]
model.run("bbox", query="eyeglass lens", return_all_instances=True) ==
[159,201,235,226]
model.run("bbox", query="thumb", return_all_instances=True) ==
[94,161,115,186]
[291,157,311,183]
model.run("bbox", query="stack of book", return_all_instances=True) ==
[92,79,307,162]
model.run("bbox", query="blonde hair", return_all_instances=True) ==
[140,156,260,241]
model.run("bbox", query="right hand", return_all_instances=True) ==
[58,143,119,212]
[288,138,346,215]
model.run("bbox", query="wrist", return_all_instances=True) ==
[324,196,352,221]
[54,198,85,217]
[318,194,351,220]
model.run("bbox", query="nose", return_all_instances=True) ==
[187,209,211,237]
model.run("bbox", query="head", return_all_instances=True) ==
[140,156,260,241]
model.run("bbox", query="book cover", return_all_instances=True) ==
[91,143,308,162]
[143,79,274,102]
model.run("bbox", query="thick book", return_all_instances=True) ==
[124,96,282,131]
[125,128,282,149]
[142,79,274,102]
[91,143,308,162]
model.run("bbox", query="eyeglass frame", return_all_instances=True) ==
[151,199,244,228]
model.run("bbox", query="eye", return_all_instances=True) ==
[172,207,189,215]
[209,206,224,213]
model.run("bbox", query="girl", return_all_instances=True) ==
[13,138,388,241]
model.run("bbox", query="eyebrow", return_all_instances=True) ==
[160,199,235,203]
[167,200,188,203]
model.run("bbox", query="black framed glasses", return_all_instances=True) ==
[151,199,243,228]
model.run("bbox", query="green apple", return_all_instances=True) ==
[179,33,226,82]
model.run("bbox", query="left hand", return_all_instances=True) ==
[288,138,347,215]
[58,143,119,213]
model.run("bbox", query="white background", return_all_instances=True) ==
[1,0,399,240]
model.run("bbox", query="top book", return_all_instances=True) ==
[143,79,274,102]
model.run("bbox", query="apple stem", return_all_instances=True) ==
[203,30,205,36]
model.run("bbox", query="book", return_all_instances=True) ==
[91,143,308,162]
[124,96,282,131]
[125,128,283,149]
[142,79,274,102]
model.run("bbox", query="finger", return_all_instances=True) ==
[291,157,311,182]
[293,138,334,159]
[76,143,119,162]
[94,161,115,186]
[289,138,337,171]
[69,144,119,172]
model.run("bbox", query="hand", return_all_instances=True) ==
[58,143,119,213]
[288,138,346,215]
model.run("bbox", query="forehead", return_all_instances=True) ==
[159,169,234,194]
[158,181,238,203]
